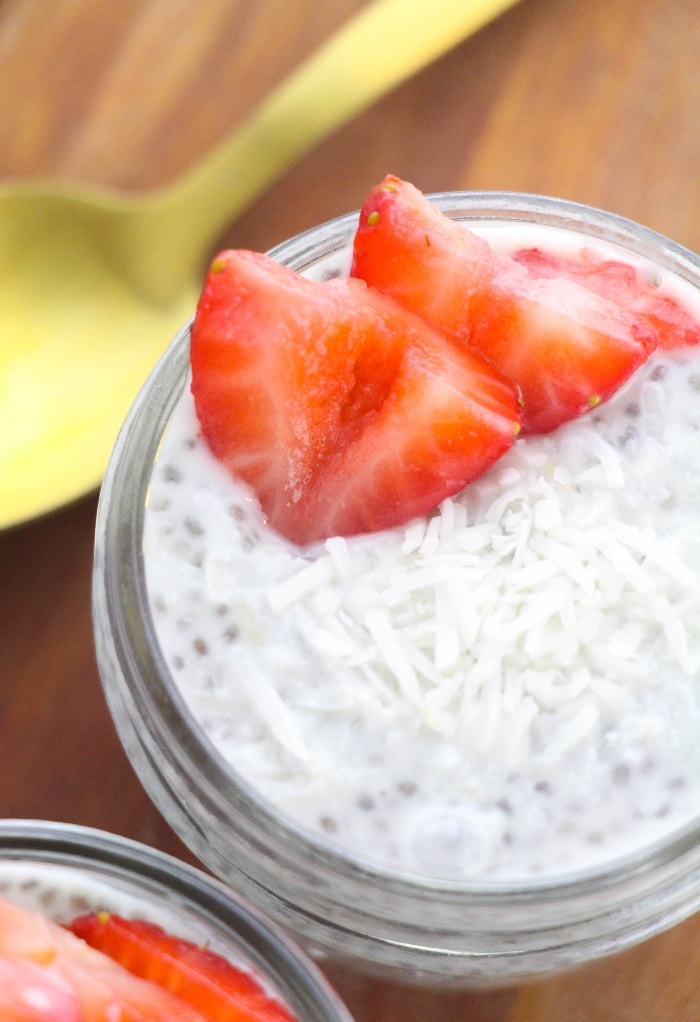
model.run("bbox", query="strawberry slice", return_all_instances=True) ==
[70,912,296,1022]
[350,173,494,345]
[467,256,659,433]
[351,175,660,434]
[0,957,80,1020]
[52,959,206,1021]
[190,249,520,545]
[0,896,205,1021]
[514,246,700,351]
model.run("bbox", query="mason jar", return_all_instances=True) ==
[0,818,354,1018]
[92,192,700,984]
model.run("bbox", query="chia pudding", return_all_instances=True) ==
[0,862,179,930]
[143,221,700,883]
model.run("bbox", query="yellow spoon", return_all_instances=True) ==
[0,0,522,530]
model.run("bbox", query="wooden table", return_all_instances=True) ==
[1,1,699,1019]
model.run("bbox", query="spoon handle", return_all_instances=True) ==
[149,0,523,264]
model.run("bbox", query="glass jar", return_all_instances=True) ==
[93,192,700,984]
[0,818,353,1019]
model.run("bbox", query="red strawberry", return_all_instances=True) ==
[190,249,520,545]
[514,246,700,351]
[351,175,659,433]
[70,912,296,1022]
[351,173,494,345]
[51,960,206,1021]
[0,957,80,1021]
[467,256,659,433]
[0,895,204,1021]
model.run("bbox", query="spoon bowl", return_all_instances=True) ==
[0,185,196,527]
[0,0,522,529]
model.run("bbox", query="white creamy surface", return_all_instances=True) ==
[0,863,171,924]
[144,225,700,881]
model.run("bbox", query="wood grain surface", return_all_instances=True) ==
[1,1,699,1020]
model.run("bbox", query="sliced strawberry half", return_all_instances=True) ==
[350,173,495,345]
[190,249,520,545]
[0,957,80,1021]
[514,246,700,351]
[0,896,205,1021]
[52,959,207,1022]
[70,912,296,1022]
[468,256,659,433]
[350,175,661,434]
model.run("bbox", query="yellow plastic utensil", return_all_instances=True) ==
[0,0,521,530]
